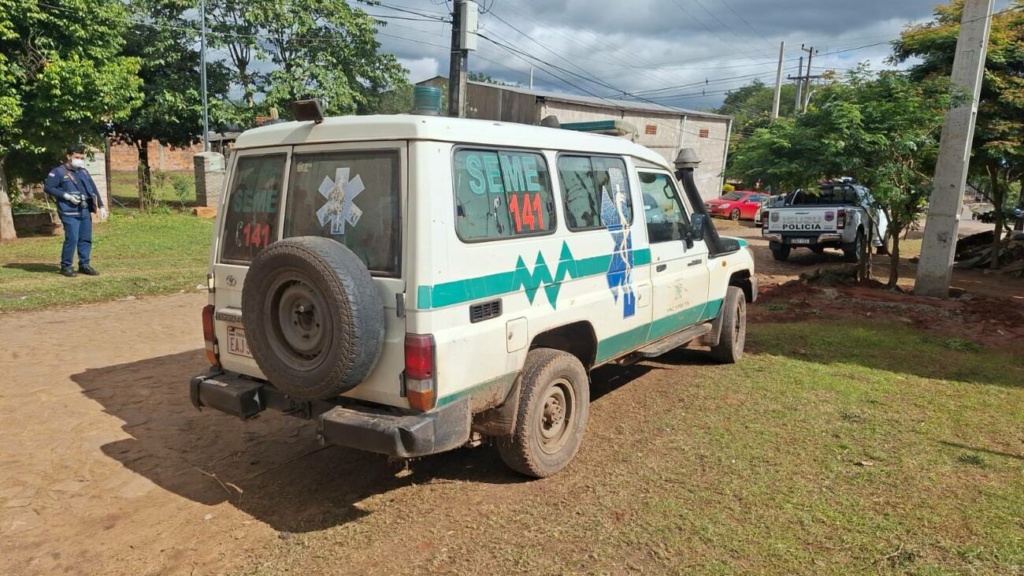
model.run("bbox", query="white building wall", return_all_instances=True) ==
[541,100,728,202]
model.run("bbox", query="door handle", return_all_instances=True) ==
[687,259,703,267]
[656,264,667,272]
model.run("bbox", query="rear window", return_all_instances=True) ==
[221,154,286,265]
[284,150,401,275]
[792,185,861,205]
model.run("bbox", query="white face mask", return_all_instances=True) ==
[70,158,86,169]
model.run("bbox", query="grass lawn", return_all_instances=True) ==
[0,211,213,311]
[109,170,197,208]
[232,319,1024,576]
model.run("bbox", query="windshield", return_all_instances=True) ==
[720,193,742,201]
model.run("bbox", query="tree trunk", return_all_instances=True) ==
[1015,178,1024,232]
[988,166,1004,270]
[0,158,17,243]
[888,232,901,288]
[857,218,874,282]
[136,141,152,211]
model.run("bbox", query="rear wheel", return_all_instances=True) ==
[843,230,865,263]
[710,286,746,363]
[770,242,790,261]
[498,349,590,478]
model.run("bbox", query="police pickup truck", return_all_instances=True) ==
[761,181,887,262]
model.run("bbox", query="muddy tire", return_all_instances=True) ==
[842,230,864,263]
[710,286,746,364]
[497,349,590,478]
[241,237,384,400]
[729,208,741,221]
[770,242,790,261]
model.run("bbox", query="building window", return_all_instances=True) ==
[645,124,657,135]
[699,128,710,139]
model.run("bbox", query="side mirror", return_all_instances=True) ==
[687,214,707,249]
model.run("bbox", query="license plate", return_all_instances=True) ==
[791,238,811,245]
[227,326,253,358]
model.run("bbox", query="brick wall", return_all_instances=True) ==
[109,140,205,173]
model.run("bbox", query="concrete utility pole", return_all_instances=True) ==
[914,0,994,298]
[200,0,210,151]
[793,56,803,114]
[801,44,818,112]
[448,1,478,118]
[771,41,785,121]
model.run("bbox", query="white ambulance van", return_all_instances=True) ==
[190,109,756,478]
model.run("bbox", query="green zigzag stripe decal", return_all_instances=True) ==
[417,241,652,310]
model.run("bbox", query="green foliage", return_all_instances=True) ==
[0,0,143,179]
[468,70,519,87]
[727,67,958,285]
[716,79,798,149]
[207,0,408,118]
[893,0,1024,241]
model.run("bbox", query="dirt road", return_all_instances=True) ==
[2,234,1021,576]
[0,293,316,575]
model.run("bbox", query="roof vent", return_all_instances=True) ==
[412,86,443,116]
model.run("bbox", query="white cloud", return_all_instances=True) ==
[399,57,442,85]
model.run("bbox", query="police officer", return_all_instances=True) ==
[43,145,108,277]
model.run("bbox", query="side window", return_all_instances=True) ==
[639,172,691,243]
[557,155,633,231]
[221,154,286,264]
[283,150,401,275]
[453,149,556,241]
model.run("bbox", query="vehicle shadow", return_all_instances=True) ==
[3,263,61,274]
[71,349,658,533]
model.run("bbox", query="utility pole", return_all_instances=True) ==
[914,0,994,298]
[448,1,478,118]
[771,41,785,121]
[200,0,209,151]
[801,44,818,112]
[792,56,803,114]
[529,67,534,90]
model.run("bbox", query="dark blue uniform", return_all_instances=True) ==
[43,165,104,270]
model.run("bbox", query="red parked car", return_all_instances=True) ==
[705,191,768,221]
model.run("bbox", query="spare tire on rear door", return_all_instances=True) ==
[241,237,385,400]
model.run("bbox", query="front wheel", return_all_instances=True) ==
[729,208,741,221]
[498,349,590,478]
[710,286,747,363]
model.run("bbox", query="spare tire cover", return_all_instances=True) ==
[241,236,385,400]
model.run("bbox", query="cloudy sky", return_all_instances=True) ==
[365,0,1012,111]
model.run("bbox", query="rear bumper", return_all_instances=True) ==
[763,232,843,245]
[190,372,471,458]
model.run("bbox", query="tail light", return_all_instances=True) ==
[837,208,847,229]
[404,334,436,411]
[761,210,770,229]
[202,305,220,367]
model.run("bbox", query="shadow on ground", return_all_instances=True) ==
[3,263,60,274]
[71,349,675,534]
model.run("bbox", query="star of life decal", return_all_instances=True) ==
[316,167,364,235]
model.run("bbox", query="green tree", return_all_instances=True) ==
[468,70,519,87]
[252,0,406,116]
[728,68,958,286]
[113,0,232,210]
[716,79,798,149]
[893,0,1024,265]
[0,0,142,241]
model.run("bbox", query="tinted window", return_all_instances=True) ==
[221,154,286,265]
[284,150,401,275]
[453,149,555,241]
[640,172,691,243]
[557,155,633,231]
[721,193,742,201]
